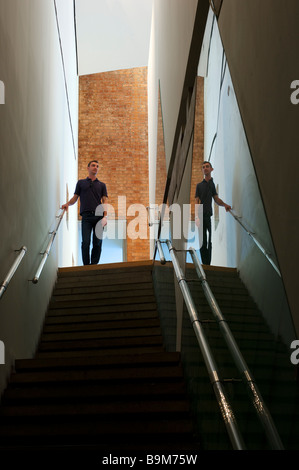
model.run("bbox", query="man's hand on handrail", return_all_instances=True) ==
[61,194,79,211]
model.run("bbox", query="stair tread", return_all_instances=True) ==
[42,318,161,334]
[44,310,159,325]
[9,364,185,385]
[0,418,195,439]
[35,346,165,359]
[49,295,157,310]
[0,399,191,418]
[40,326,162,342]
[37,334,164,351]
[51,287,155,302]
[14,351,181,371]
[2,381,188,403]
[58,260,153,275]
[47,303,158,316]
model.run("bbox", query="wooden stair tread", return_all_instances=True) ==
[44,310,159,325]
[2,381,188,404]
[35,346,165,359]
[0,400,191,418]
[14,351,181,371]
[51,287,155,302]
[40,326,162,342]
[0,418,195,439]
[37,335,164,352]
[47,303,158,316]
[49,295,157,310]
[42,318,160,334]
[8,364,186,385]
[58,260,154,274]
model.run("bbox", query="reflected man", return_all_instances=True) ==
[195,161,231,265]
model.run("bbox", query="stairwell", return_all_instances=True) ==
[0,261,199,454]
[0,261,298,453]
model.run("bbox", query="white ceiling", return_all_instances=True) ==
[75,0,154,76]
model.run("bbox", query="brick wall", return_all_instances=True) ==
[190,77,205,217]
[78,67,149,262]
[78,70,204,262]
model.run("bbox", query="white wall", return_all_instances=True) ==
[149,0,198,171]
[148,0,198,257]
[75,0,153,76]
[148,4,158,227]
[0,0,78,393]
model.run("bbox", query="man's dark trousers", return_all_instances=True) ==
[81,212,103,265]
[200,215,212,265]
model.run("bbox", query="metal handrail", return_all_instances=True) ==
[0,246,27,299]
[32,209,66,284]
[158,239,284,449]
[228,209,281,277]
[157,239,246,450]
[188,246,284,449]
[156,239,166,265]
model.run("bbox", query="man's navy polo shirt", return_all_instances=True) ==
[195,178,217,216]
[74,178,108,215]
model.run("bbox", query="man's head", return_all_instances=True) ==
[202,161,213,178]
[88,159,99,168]
[87,160,99,177]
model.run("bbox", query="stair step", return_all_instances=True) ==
[49,295,157,310]
[51,286,154,302]
[44,310,159,325]
[40,326,162,342]
[54,278,152,291]
[0,399,191,418]
[1,381,188,405]
[0,443,201,454]
[47,302,158,316]
[35,345,165,359]
[8,364,185,386]
[0,418,195,443]
[57,261,153,276]
[14,351,181,371]
[55,270,153,285]
[42,318,160,334]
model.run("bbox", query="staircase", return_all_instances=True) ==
[1,261,298,453]
[0,261,199,454]
[153,263,299,450]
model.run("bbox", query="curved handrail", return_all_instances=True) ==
[0,247,27,299]
[157,239,246,450]
[228,209,281,277]
[31,209,66,284]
